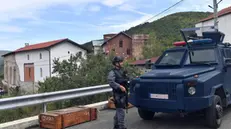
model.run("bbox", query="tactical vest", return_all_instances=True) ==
[112,68,128,94]
[113,68,125,85]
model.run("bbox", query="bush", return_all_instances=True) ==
[0,52,141,123]
[38,52,141,110]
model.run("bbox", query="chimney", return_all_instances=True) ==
[25,43,29,47]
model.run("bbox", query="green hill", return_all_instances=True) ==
[0,51,10,74]
[125,11,212,58]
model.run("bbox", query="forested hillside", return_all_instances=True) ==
[125,12,212,58]
[0,51,10,74]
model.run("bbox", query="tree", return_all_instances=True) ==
[38,51,142,109]
[142,32,164,59]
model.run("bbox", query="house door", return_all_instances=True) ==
[24,63,35,82]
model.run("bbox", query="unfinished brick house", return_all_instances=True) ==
[132,34,149,60]
[102,32,132,59]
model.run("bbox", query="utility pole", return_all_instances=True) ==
[213,0,218,31]
[209,0,222,31]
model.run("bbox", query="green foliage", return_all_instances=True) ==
[0,106,41,123]
[142,32,165,58]
[0,72,3,78]
[0,51,141,124]
[125,12,212,58]
[38,52,141,110]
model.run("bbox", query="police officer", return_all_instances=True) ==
[108,56,128,129]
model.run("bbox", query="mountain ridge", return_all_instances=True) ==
[124,11,212,58]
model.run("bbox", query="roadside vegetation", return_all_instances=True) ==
[0,51,141,123]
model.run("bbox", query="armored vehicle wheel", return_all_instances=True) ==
[138,108,155,120]
[205,95,223,129]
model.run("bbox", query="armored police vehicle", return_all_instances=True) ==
[129,26,231,128]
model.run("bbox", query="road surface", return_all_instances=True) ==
[36,107,231,129]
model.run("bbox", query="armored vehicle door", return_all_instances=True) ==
[222,48,231,94]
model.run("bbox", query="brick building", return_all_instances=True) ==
[102,32,132,59]
[132,34,149,60]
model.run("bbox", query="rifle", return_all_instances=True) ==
[122,70,130,113]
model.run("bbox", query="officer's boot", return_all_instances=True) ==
[113,125,119,129]
[118,127,127,129]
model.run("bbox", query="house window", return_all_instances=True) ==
[13,67,16,85]
[40,53,42,59]
[27,55,30,60]
[10,67,12,84]
[119,40,123,48]
[127,49,131,55]
[40,68,43,77]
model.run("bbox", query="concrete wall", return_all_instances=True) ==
[3,54,20,90]
[15,49,50,83]
[195,14,231,43]
[19,81,39,94]
[94,46,102,55]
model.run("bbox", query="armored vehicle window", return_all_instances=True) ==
[189,49,216,63]
[158,51,184,65]
[223,48,231,58]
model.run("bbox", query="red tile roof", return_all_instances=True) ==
[131,57,159,65]
[15,38,67,52]
[2,38,89,57]
[199,6,231,22]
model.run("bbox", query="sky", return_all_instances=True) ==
[0,0,231,51]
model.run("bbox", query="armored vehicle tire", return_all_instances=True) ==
[205,95,223,129]
[138,108,155,120]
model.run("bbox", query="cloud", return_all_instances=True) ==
[0,0,128,22]
[106,15,151,31]
[0,25,24,33]
[88,5,101,12]
[102,0,127,7]
[118,4,152,16]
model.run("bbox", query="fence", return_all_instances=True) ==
[0,84,111,112]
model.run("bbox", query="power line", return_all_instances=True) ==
[142,0,185,23]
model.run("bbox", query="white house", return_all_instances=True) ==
[196,6,231,43]
[2,38,88,93]
[83,39,104,55]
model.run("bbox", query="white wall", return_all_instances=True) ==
[196,14,231,43]
[50,42,87,76]
[15,41,87,83]
[94,46,102,55]
[15,49,50,82]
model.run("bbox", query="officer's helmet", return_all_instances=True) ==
[112,56,124,65]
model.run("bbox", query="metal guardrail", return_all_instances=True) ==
[0,84,111,112]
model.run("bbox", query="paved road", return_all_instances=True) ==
[65,107,231,129]
[36,107,231,129]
